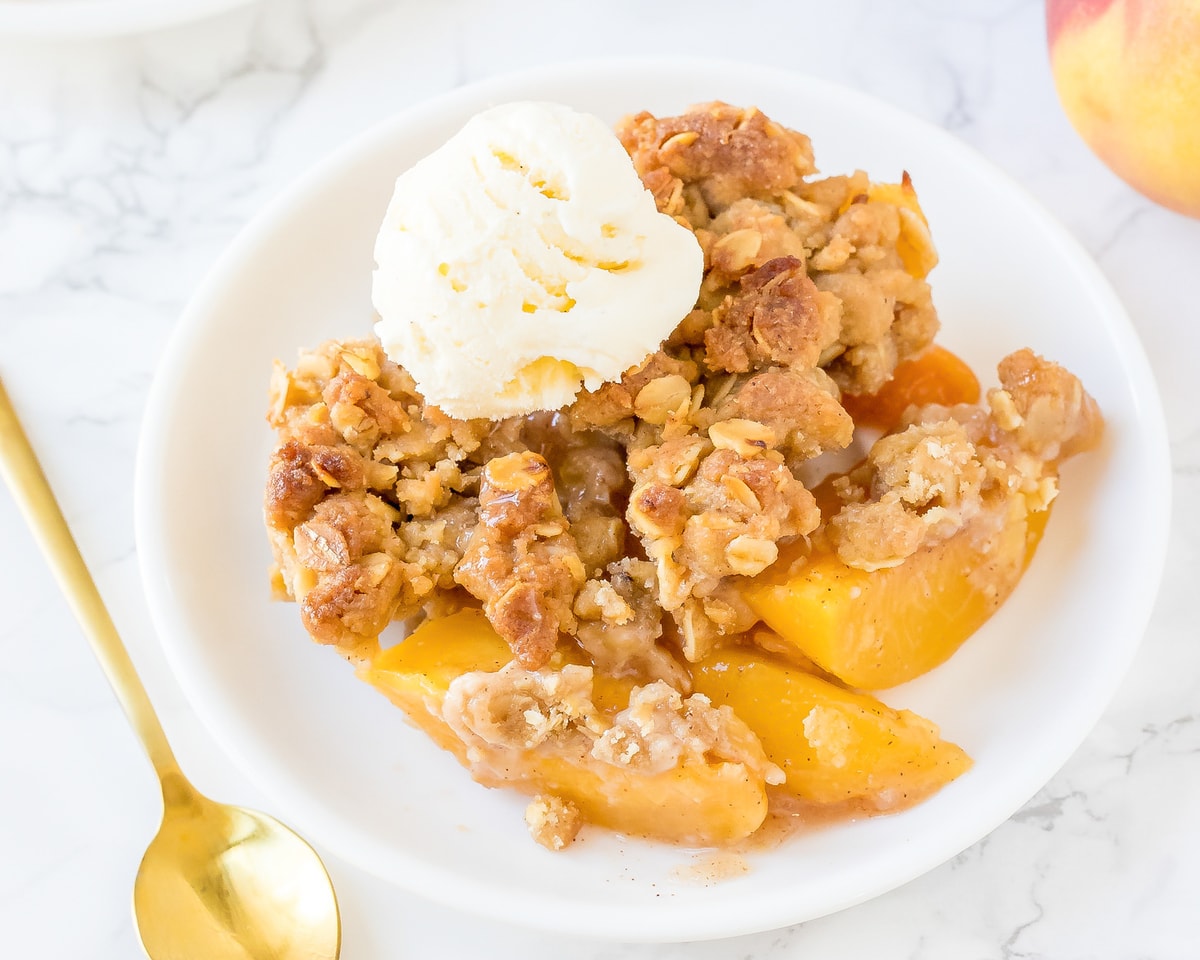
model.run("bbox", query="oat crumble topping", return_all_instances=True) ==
[264,102,1103,849]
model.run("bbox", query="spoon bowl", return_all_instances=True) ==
[134,774,341,960]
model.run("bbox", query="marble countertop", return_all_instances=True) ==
[1,1,1197,956]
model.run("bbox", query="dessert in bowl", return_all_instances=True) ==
[135,60,1169,941]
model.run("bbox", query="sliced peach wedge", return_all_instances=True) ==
[743,492,1048,691]
[691,645,971,809]
[364,608,974,834]
[747,342,1049,690]
[362,608,772,846]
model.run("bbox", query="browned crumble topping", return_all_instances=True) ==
[454,452,586,670]
[618,102,816,215]
[263,103,1101,846]
[827,419,991,572]
[269,102,933,670]
[441,662,781,786]
[525,794,582,851]
[827,352,1103,571]
[260,102,1041,669]
[702,366,853,465]
[990,348,1104,461]
[704,256,839,374]
[626,441,819,660]
[575,557,687,688]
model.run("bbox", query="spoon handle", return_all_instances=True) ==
[0,376,183,786]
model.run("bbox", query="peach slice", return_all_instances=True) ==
[692,645,971,808]
[363,609,770,845]
[744,494,1048,690]
[840,345,981,431]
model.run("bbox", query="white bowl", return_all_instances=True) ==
[135,59,1170,942]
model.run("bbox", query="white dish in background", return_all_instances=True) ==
[134,59,1170,941]
[0,0,253,38]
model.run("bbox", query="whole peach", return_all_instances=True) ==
[1048,0,1200,217]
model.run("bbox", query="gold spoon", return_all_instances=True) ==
[0,376,341,960]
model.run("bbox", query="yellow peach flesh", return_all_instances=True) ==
[743,494,1048,690]
[692,646,972,808]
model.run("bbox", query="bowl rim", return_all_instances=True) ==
[134,56,1172,941]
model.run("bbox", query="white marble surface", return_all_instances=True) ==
[0,0,1197,956]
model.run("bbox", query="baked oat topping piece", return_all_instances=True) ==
[815,267,939,396]
[392,458,462,518]
[829,350,1103,572]
[443,662,602,759]
[791,169,925,271]
[398,498,479,590]
[442,661,779,785]
[269,341,403,432]
[988,348,1104,462]
[591,681,782,784]
[454,452,587,669]
[698,198,811,289]
[787,171,941,394]
[574,558,688,689]
[617,102,816,216]
[322,370,410,452]
[704,256,842,374]
[566,349,699,436]
[705,366,854,464]
[300,552,408,654]
[280,492,448,654]
[676,448,819,583]
[614,104,939,398]
[827,420,992,572]
[278,492,478,659]
[292,492,402,573]
[265,338,505,654]
[265,440,368,531]
[813,195,905,270]
[790,170,872,241]
[901,351,1104,477]
[525,795,582,851]
[627,439,820,659]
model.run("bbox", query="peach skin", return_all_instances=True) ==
[1048,0,1200,218]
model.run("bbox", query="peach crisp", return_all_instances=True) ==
[264,102,1102,850]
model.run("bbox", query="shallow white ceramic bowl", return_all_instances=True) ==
[136,59,1170,942]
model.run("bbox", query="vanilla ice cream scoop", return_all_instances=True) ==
[371,101,703,420]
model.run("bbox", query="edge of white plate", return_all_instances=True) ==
[134,57,1172,941]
